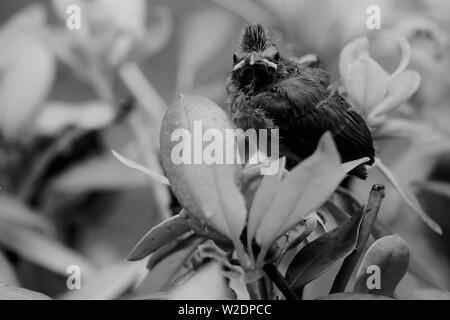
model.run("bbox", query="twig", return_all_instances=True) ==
[263,263,299,300]
[18,129,87,203]
[330,184,385,294]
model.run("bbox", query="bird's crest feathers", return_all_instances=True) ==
[240,24,271,52]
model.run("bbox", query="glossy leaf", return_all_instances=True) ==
[354,235,409,297]
[127,210,190,261]
[256,132,346,252]
[160,95,246,247]
[285,205,364,291]
[247,158,285,247]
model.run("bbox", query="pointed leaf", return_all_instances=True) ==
[354,235,409,297]
[256,132,345,251]
[247,157,285,245]
[286,206,364,291]
[374,158,442,234]
[127,210,190,261]
[112,150,170,186]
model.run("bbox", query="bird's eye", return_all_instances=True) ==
[233,53,238,64]
[274,52,280,62]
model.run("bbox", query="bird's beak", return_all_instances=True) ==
[233,52,277,71]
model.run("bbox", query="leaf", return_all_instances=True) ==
[33,101,116,136]
[247,157,285,247]
[369,70,421,120]
[0,18,55,138]
[0,284,51,300]
[342,56,389,111]
[0,195,54,233]
[285,205,364,291]
[255,132,346,253]
[176,8,234,92]
[317,293,393,300]
[143,6,173,56]
[112,150,170,186]
[354,235,409,297]
[391,37,411,79]
[0,224,95,276]
[51,154,152,193]
[127,210,191,261]
[60,262,145,300]
[374,158,442,234]
[160,95,246,248]
[411,289,450,300]
[146,234,201,270]
[412,180,450,199]
[168,263,231,300]
[135,238,203,296]
[339,36,370,78]
[342,157,370,174]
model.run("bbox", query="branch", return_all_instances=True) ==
[330,184,385,293]
[263,263,299,300]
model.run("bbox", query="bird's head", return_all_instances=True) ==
[232,24,280,89]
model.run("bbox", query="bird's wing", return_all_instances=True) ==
[254,76,375,163]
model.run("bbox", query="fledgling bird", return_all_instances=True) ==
[226,24,375,179]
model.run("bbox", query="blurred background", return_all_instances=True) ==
[0,0,450,299]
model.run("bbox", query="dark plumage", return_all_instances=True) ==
[226,24,375,179]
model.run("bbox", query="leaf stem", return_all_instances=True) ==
[263,263,299,300]
[330,184,385,293]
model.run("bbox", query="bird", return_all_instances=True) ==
[226,24,375,179]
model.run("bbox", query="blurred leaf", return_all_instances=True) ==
[143,6,173,56]
[127,210,190,261]
[135,238,203,296]
[317,293,392,300]
[342,56,389,110]
[374,158,442,234]
[256,133,352,253]
[112,150,170,186]
[369,71,421,121]
[51,154,153,193]
[412,180,450,199]
[285,205,363,291]
[0,13,55,138]
[168,263,231,300]
[160,95,246,248]
[339,36,370,78]
[60,262,145,300]
[354,235,409,297]
[33,101,116,136]
[176,8,234,92]
[411,289,450,300]
[247,158,285,248]
[0,224,94,276]
[0,195,54,233]
[0,251,19,286]
[0,284,51,300]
